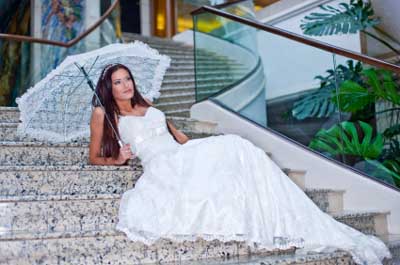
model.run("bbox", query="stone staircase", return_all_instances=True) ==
[0,34,399,264]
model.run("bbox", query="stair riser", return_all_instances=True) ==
[389,244,400,261]
[168,63,245,70]
[1,168,305,204]
[0,196,383,239]
[0,125,21,141]
[0,146,89,166]
[163,72,245,82]
[0,111,19,123]
[156,93,195,104]
[160,87,195,96]
[157,102,194,113]
[165,110,190,118]
[0,199,120,237]
[305,190,344,213]
[163,82,236,91]
[0,168,304,201]
[0,118,216,142]
[1,236,279,265]
[0,130,216,166]
[335,213,388,236]
[0,169,140,200]
[162,78,238,88]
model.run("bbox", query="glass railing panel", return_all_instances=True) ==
[0,17,119,107]
[194,7,400,190]
[324,55,400,189]
[193,11,259,102]
[258,30,341,147]
[193,9,266,125]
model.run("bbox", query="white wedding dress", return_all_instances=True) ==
[116,106,391,265]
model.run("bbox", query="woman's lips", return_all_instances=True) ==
[123,88,133,94]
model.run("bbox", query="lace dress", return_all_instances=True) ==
[116,106,391,265]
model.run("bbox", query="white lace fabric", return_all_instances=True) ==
[117,107,391,265]
[16,41,170,143]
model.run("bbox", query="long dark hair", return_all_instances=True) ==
[92,63,150,159]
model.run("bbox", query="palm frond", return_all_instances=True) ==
[301,0,380,36]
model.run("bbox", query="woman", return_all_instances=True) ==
[90,63,390,265]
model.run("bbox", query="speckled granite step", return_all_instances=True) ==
[168,63,246,71]
[332,211,389,237]
[0,166,303,202]
[0,236,357,265]
[160,86,196,96]
[0,235,300,265]
[0,117,216,142]
[385,234,400,264]
[123,32,189,47]
[0,107,19,123]
[0,165,140,201]
[304,189,344,213]
[156,99,195,113]
[0,193,387,241]
[163,71,246,82]
[162,77,238,87]
[156,91,195,104]
[0,141,90,166]
[1,131,226,165]
[200,251,354,265]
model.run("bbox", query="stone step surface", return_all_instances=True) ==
[0,130,223,165]
[0,193,385,241]
[156,91,195,104]
[0,116,216,142]
[156,99,195,113]
[0,107,19,123]
[304,189,344,213]
[384,234,400,264]
[0,165,304,201]
[332,211,389,237]
[0,235,357,265]
[0,235,297,265]
[163,71,246,81]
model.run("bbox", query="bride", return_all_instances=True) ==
[89,63,391,264]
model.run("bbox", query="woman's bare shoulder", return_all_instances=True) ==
[91,107,105,121]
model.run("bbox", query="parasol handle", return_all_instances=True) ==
[74,62,124,148]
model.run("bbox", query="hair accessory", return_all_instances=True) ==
[101,63,118,80]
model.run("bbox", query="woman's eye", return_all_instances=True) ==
[125,77,131,81]
[114,81,121,85]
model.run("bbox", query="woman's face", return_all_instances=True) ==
[111,68,134,101]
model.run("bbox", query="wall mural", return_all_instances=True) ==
[0,0,120,106]
[40,0,85,77]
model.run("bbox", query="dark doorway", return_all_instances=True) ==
[120,0,141,33]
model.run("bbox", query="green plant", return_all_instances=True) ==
[291,60,363,120]
[309,121,383,159]
[365,159,400,185]
[300,0,400,56]
[332,68,400,113]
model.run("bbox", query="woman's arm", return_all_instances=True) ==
[167,121,189,144]
[89,107,132,165]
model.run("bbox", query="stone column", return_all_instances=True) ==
[84,0,101,50]
[140,0,152,36]
[30,0,42,83]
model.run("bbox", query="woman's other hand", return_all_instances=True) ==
[116,144,134,165]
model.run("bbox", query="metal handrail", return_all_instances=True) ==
[0,0,119,47]
[191,5,400,74]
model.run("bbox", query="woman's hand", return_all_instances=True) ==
[116,144,134,165]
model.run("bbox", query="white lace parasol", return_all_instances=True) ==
[16,41,171,143]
